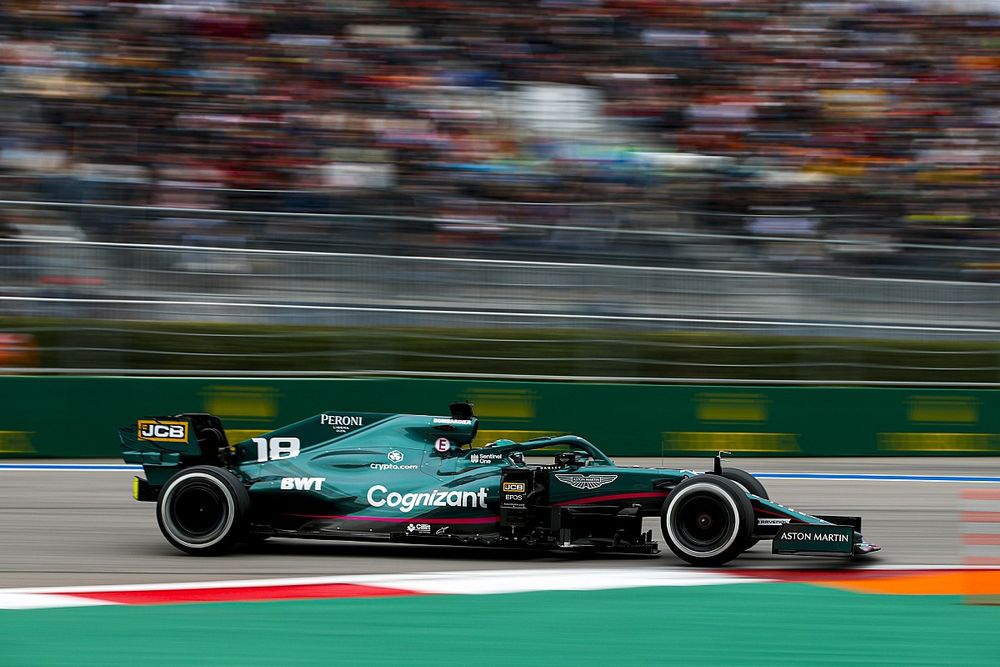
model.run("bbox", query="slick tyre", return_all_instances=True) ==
[156,466,249,556]
[721,468,768,499]
[661,475,754,566]
[720,467,767,550]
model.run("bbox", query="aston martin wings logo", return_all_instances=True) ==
[554,474,618,490]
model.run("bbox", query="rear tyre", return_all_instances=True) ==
[661,475,754,566]
[156,466,249,555]
[720,467,767,550]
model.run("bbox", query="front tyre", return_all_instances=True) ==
[156,466,249,555]
[721,468,767,499]
[661,475,754,566]
[720,467,767,550]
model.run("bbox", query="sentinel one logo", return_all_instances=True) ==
[137,420,187,442]
[470,451,505,464]
[784,531,850,543]
[367,485,488,513]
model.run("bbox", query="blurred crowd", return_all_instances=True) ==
[1,0,998,277]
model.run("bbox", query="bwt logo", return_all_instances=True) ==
[137,420,187,442]
[280,477,326,491]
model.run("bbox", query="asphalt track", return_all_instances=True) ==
[2,457,998,588]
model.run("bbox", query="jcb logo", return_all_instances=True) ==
[280,477,325,491]
[502,482,526,493]
[137,420,188,442]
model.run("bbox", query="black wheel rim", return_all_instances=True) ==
[674,492,734,551]
[170,481,228,540]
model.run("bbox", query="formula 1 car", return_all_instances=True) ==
[120,404,880,565]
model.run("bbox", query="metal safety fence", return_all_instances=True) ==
[2,236,1000,329]
[2,234,1000,383]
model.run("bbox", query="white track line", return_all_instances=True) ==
[3,565,996,610]
[0,568,761,596]
[0,568,767,609]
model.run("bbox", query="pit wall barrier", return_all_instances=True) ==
[2,376,999,458]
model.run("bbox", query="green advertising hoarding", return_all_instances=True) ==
[0,376,998,458]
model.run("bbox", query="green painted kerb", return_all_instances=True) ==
[1,585,998,666]
[1,376,999,457]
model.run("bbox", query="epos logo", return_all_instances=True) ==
[137,420,188,442]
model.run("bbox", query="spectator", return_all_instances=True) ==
[0,0,995,277]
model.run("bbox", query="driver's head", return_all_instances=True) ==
[555,451,588,467]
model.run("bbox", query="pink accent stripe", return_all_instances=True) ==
[753,506,788,518]
[553,491,667,506]
[70,583,424,606]
[288,513,499,525]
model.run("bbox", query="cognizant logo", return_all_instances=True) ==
[366,485,488,513]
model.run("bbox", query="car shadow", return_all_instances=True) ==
[238,538,662,564]
[235,539,880,570]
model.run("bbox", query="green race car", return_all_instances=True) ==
[120,403,880,566]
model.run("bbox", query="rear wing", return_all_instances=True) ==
[119,414,230,486]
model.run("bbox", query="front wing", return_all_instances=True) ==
[752,497,880,557]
